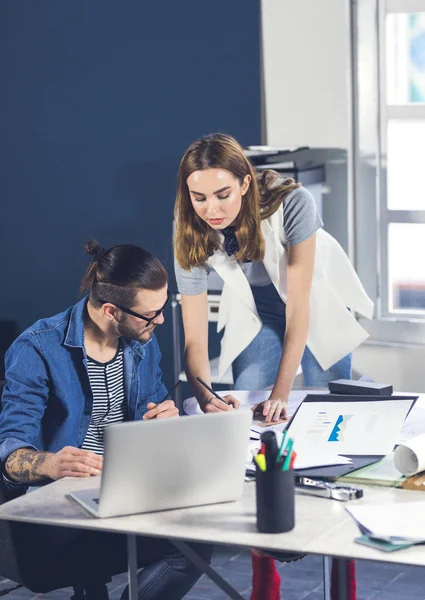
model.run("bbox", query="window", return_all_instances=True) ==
[388,223,425,312]
[354,0,425,344]
[382,5,425,316]
[386,11,425,105]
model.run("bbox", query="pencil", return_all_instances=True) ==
[196,376,230,406]
[160,380,182,403]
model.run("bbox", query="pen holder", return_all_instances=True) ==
[256,467,295,533]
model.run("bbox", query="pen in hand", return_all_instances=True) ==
[160,380,182,403]
[196,377,231,406]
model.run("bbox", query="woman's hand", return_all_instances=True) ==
[253,397,289,423]
[200,394,240,413]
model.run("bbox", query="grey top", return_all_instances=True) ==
[175,187,323,295]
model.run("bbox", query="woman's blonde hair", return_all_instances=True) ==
[174,133,301,270]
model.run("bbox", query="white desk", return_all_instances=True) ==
[1,477,425,600]
[1,391,424,600]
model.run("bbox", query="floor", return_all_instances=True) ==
[1,547,425,599]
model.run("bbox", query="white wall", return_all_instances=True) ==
[261,0,351,148]
[352,343,425,393]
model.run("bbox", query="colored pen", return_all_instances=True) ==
[289,451,297,470]
[160,380,182,403]
[261,431,279,470]
[277,449,288,470]
[254,454,267,472]
[196,376,230,406]
[282,438,294,471]
[276,430,288,465]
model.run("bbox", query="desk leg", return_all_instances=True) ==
[335,558,349,600]
[127,534,138,600]
[322,556,331,600]
[172,540,245,600]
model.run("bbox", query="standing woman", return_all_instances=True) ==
[174,133,372,600]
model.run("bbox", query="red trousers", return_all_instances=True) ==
[250,553,356,600]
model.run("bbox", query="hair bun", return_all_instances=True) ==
[84,239,107,261]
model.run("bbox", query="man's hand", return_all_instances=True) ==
[5,447,102,483]
[200,394,240,413]
[44,447,103,480]
[253,397,289,423]
[143,400,179,420]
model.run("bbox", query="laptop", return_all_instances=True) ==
[69,410,252,518]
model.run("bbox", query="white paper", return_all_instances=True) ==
[250,420,287,437]
[397,406,425,444]
[294,451,352,470]
[394,432,425,476]
[246,440,261,472]
[347,502,425,543]
[183,388,319,416]
[183,390,271,415]
[184,389,318,442]
[285,399,415,456]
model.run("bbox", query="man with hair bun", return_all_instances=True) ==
[0,240,212,600]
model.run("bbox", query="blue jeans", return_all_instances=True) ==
[232,284,352,390]
[120,536,213,600]
[13,518,212,600]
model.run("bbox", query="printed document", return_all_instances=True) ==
[286,398,415,455]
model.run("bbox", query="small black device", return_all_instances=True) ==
[328,379,393,396]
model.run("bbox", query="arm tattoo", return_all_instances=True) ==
[4,449,49,483]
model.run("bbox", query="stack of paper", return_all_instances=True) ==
[347,502,425,551]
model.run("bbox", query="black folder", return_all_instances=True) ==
[294,455,384,481]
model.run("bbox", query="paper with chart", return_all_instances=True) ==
[286,399,415,456]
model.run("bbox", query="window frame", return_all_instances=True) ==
[353,0,425,345]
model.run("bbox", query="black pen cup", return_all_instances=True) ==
[256,466,295,533]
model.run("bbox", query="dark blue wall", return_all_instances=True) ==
[0,1,261,383]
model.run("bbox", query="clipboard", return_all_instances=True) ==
[402,472,425,492]
[252,416,288,428]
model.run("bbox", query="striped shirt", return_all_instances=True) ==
[83,343,127,455]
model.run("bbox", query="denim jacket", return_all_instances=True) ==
[0,296,168,470]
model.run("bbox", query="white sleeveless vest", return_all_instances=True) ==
[207,204,374,381]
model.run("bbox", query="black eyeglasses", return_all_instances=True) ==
[99,292,170,328]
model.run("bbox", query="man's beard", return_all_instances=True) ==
[116,315,155,343]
